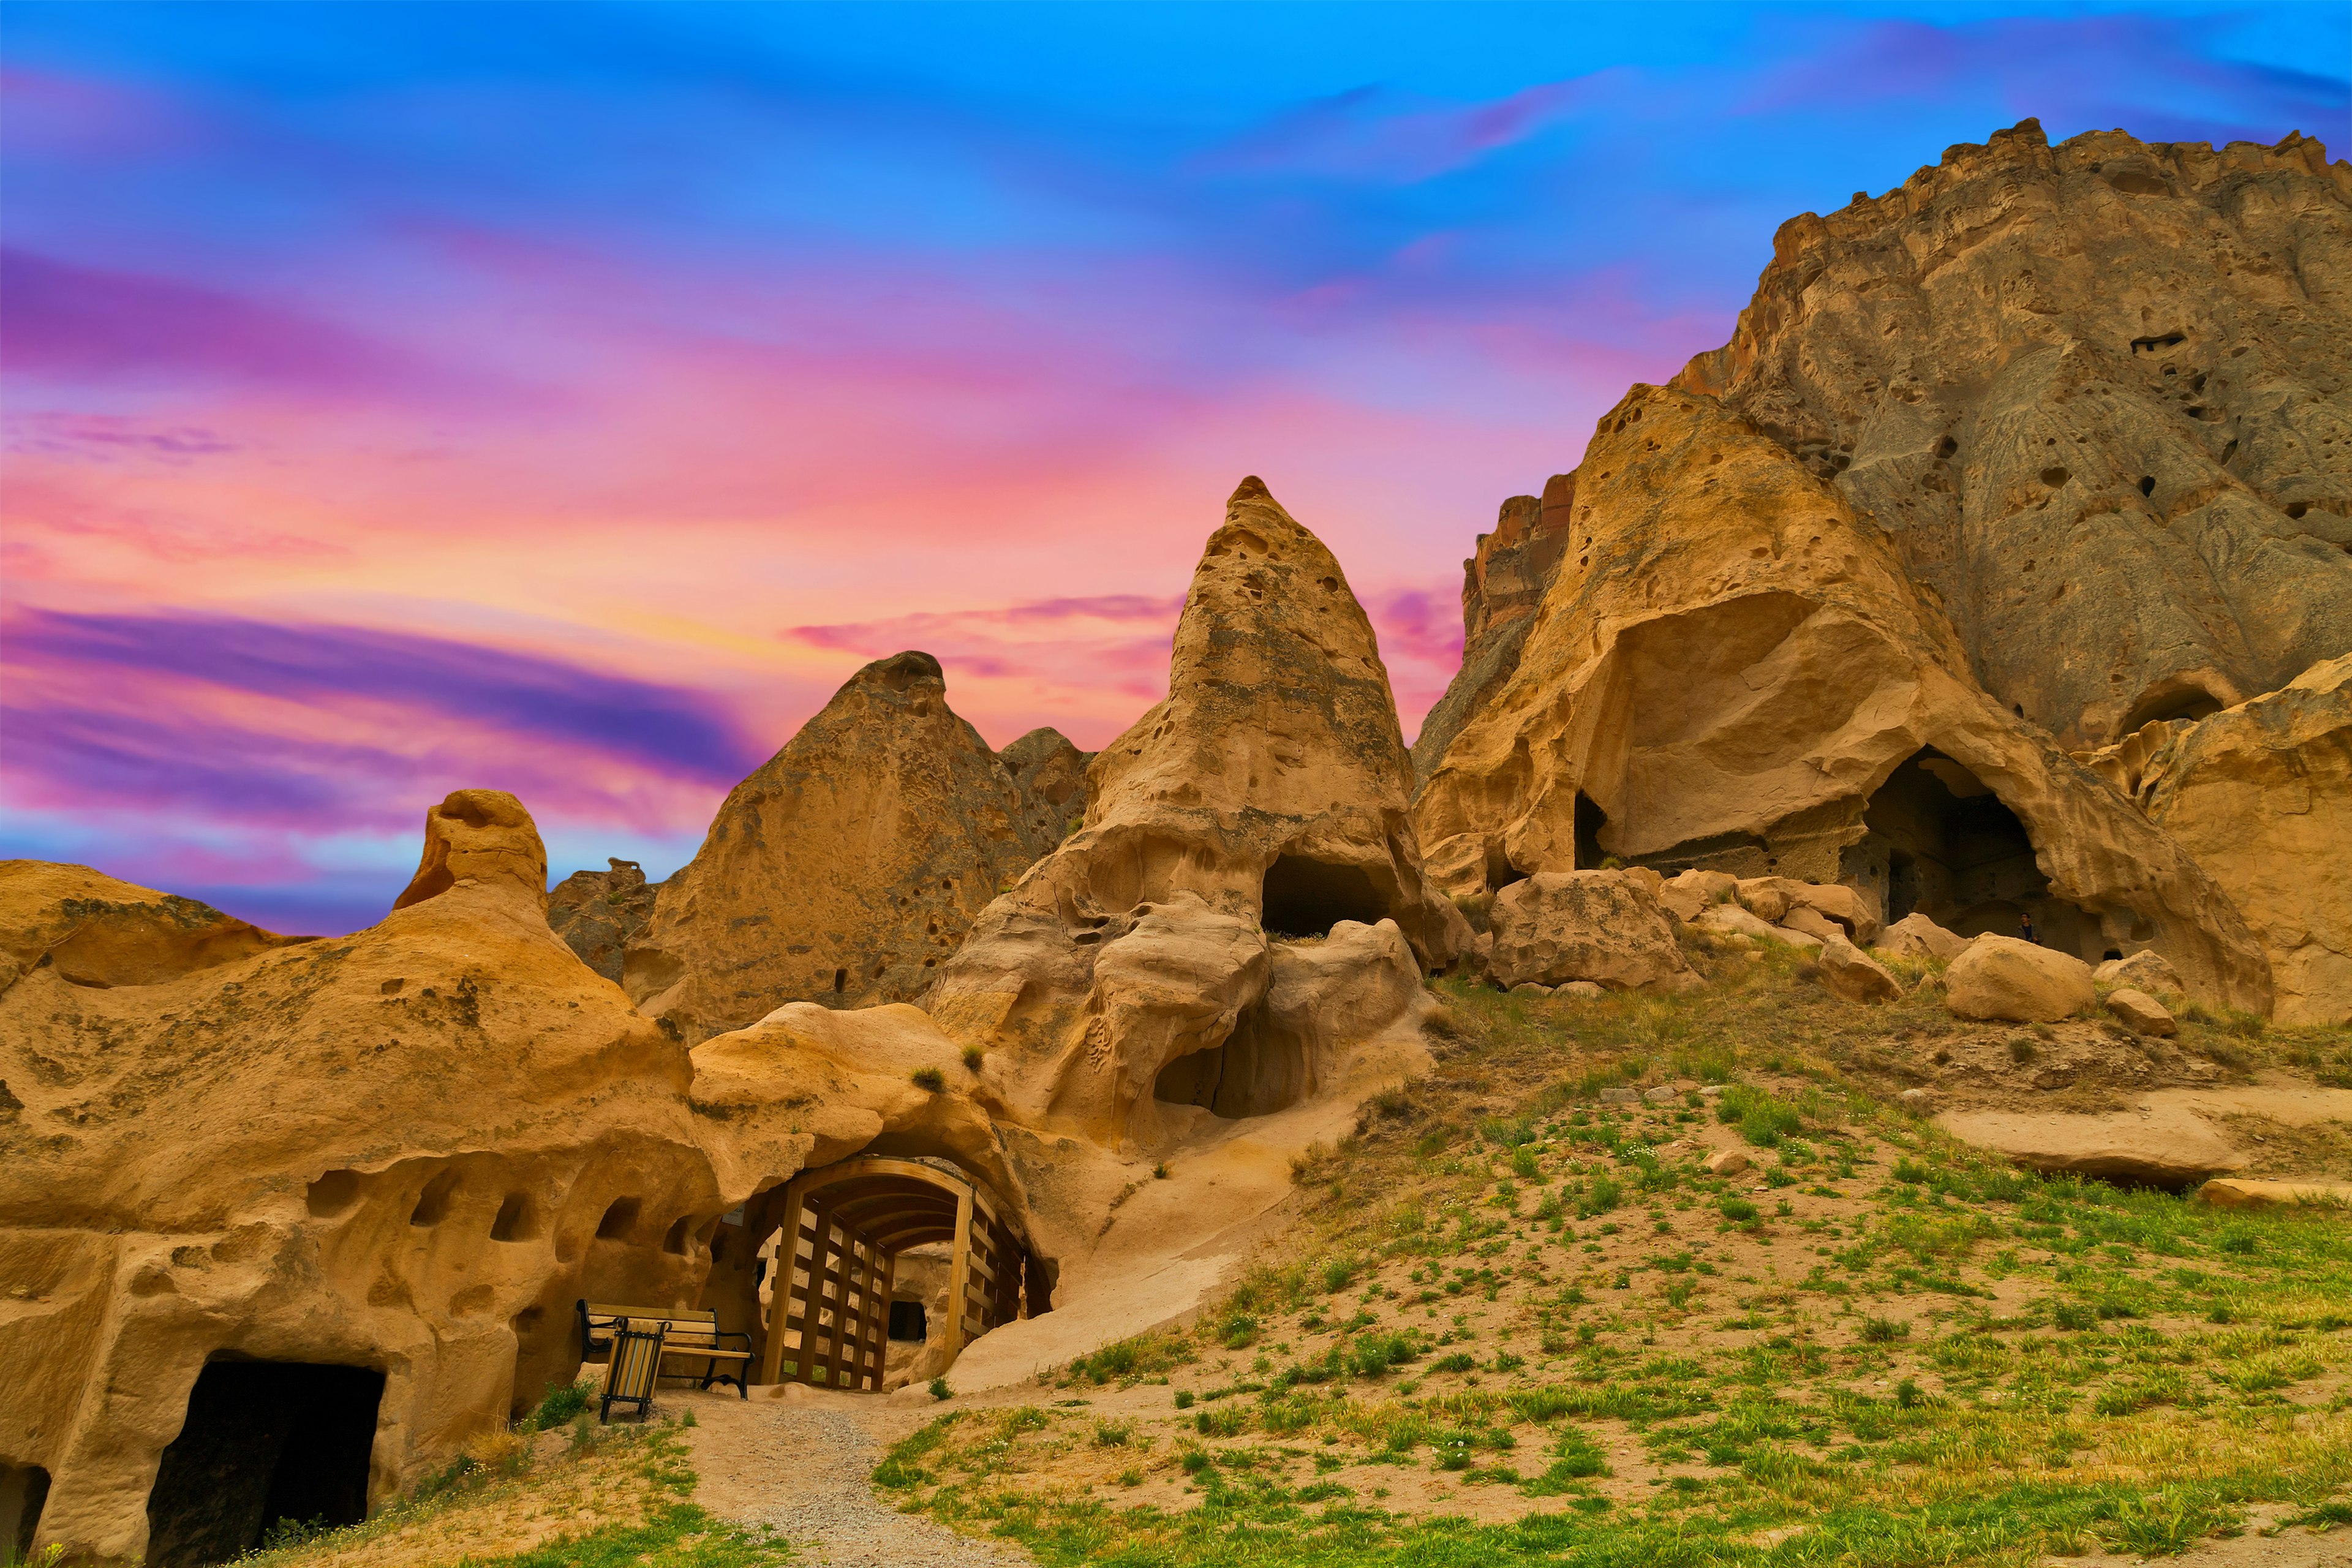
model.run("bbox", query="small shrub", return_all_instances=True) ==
[929,1376,952,1401]
[1860,1316,1911,1344]
[1322,1257,1360,1294]
[960,1045,984,1072]
[1194,1407,1246,1437]
[1093,1417,1137,1447]
[1718,1197,1759,1224]
[1174,1389,1196,1409]
[529,1378,594,1430]
[911,1066,947,1093]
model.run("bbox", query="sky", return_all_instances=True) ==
[3,2,2346,935]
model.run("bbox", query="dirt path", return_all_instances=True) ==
[673,1390,1036,1567]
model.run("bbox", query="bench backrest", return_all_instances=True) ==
[606,1322,667,1401]
[585,1302,715,1327]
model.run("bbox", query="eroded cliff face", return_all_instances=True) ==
[623,652,1082,1044]
[1411,474,1575,780]
[1412,383,2271,1011]
[1676,119,2352,747]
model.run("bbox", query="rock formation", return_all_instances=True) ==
[1676,119,2352,749]
[546,858,659,983]
[1412,477,1575,779]
[623,652,1080,1043]
[0,792,1025,1565]
[933,478,1464,1150]
[1412,381,2271,1011]
[1484,870,1695,993]
[1943,933,2097,1022]
[2075,657,2351,1024]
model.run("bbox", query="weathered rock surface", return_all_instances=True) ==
[1879,912,1971,962]
[1660,868,1739,922]
[625,652,1070,1043]
[1944,934,2097,1022]
[998,726,1095,849]
[1413,477,1575,780]
[0,861,309,997]
[2106,987,2177,1038]
[1937,1105,2243,1188]
[1487,870,1696,993]
[547,858,660,983]
[1676,119,2352,749]
[1695,902,1789,944]
[2199,1177,2352,1211]
[1818,937,1901,1003]
[1411,379,2269,1011]
[2094,948,2186,997]
[933,479,1460,1149]
[2097,657,2351,1025]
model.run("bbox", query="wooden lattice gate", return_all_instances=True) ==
[755,1156,1031,1390]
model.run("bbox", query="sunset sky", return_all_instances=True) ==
[4,2,2346,934]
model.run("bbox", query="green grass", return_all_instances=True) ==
[888,948,2352,1565]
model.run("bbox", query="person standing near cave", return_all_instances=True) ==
[2019,911,2037,944]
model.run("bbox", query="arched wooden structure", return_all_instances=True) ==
[755,1156,1033,1391]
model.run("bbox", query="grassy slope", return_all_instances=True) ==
[877,942,2352,1566]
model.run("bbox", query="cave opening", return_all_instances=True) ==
[1260,855,1385,938]
[888,1300,928,1342]
[1574,793,1610,869]
[1849,749,2101,959]
[145,1360,383,1568]
[2,1465,49,1566]
[2120,678,2225,733]
[1153,1011,1311,1121]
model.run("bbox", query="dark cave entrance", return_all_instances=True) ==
[146,1360,383,1568]
[2,1464,49,1565]
[1260,854,1385,938]
[1850,749,2100,959]
[888,1300,929,1343]
[1153,1009,1312,1121]
[1574,793,1610,869]
[2120,677,2225,733]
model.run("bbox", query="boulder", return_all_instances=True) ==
[1780,905,1846,946]
[1817,937,1900,1004]
[1735,880,1791,924]
[1556,980,1605,1000]
[1660,869,1739,923]
[1599,1087,1642,1106]
[546,858,658,984]
[1937,1106,2243,1188]
[1695,903,1782,943]
[1642,1085,1679,1104]
[2093,949,2185,997]
[2105,988,2177,1039]
[1486,870,1696,993]
[1739,878,1880,944]
[931,479,1461,1150]
[624,652,1071,1043]
[1422,832,1491,901]
[1703,1150,1751,1177]
[1768,923,1825,954]
[1879,913,1970,962]
[2199,1178,2352,1212]
[1508,982,1552,998]
[1944,935,2097,1023]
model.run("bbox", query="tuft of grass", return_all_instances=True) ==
[910,1066,947,1093]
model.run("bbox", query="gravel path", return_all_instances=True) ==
[677,1392,1036,1567]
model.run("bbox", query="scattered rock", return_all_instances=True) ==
[2105,987,2177,1038]
[1599,1087,1642,1105]
[1898,1088,1936,1114]
[886,1383,937,1408]
[1937,1106,2242,1188]
[2093,949,2185,997]
[1740,878,1882,944]
[1817,937,1901,1003]
[1704,1150,1751,1176]
[1780,905,1847,945]
[1879,913,1971,962]
[1699,1085,1725,1099]
[1695,903,1780,943]
[1556,980,1604,1000]
[1943,935,2097,1023]
[1769,924,1826,954]
[2198,1178,2352,1212]
[1486,869,1697,993]
[1508,982,1553,998]
[1659,869,1740,923]
[1643,1085,1680,1104]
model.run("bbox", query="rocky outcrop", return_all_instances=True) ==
[1411,381,2271,1011]
[2082,657,2351,1025]
[1676,120,2352,748]
[1413,477,1575,780]
[1486,870,1695,993]
[1937,1106,2243,1189]
[1818,937,1900,1003]
[624,653,1071,1044]
[2094,948,2185,997]
[0,861,310,997]
[2106,987,2177,1038]
[1944,934,2097,1022]
[1879,913,1970,962]
[933,479,1461,1150]
[547,858,659,984]
[999,727,1095,848]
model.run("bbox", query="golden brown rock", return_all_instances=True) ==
[933,478,1461,1151]
[546,858,658,984]
[1944,933,2097,1023]
[1817,937,1901,1003]
[624,652,1066,1043]
[2092,657,2351,1025]
[1879,912,1971,962]
[2105,987,2177,1038]
[1677,120,2352,748]
[0,861,309,997]
[1412,382,2270,1011]
[1487,871,1695,993]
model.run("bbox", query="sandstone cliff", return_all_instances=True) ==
[1411,474,1574,779]
[1413,383,2271,1010]
[933,478,1462,1149]
[623,652,1080,1043]
[1676,119,2352,747]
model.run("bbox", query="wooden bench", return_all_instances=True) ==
[577,1301,752,1398]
